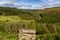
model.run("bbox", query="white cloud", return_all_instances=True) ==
[0,0,60,9]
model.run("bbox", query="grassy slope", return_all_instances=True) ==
[36,7,60,40]
[0,31,18,40]
[0,7,60,40]
[0,16,19,40]
[0,7,60,23]
[0,16,35,40]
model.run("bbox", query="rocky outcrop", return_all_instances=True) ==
[19,29,36,40]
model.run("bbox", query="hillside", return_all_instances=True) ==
[0,7,60,40]
[0,7,60,23]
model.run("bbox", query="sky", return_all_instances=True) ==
[0,0,60,9]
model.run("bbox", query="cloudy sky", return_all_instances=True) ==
[0,0,60,9]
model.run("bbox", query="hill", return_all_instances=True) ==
[0,7,60,23]
[0,7,60,40]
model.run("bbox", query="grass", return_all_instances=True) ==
[36,23,60,40]
[36,33,60,40]
[0,16,21,22]
[0,16,35,29]
[0,31,18,40]
[0,15,35,22]
[0,16,35,40]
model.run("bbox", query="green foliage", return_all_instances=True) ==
[36,23,60,34]
[0,31,18,40]
[0,7,60,23]
[0,16,35,33]
[36,23,50,34]
[36,23,60,40]
[0,7,60,40]
[36,34,60,40]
